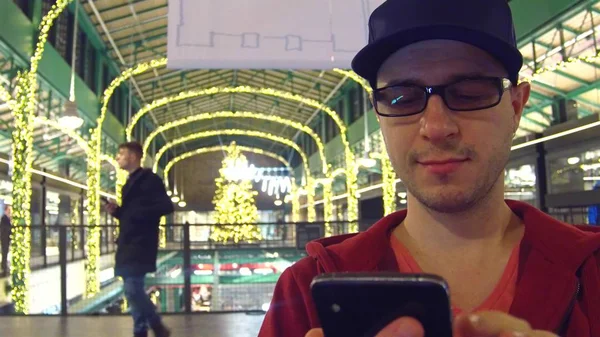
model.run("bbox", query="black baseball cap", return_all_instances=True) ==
[351,0,523,87]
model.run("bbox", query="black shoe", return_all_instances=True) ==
[151,323,171,337]
[134,331,148,337]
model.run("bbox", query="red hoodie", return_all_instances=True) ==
[259,200,600,337]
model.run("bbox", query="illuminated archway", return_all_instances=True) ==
[141,110,328,174]
[126,86,357,225]
[152,129,317,222]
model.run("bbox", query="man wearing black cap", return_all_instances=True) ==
[259,1,600,337]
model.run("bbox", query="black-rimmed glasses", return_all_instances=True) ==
[373,77,512,117]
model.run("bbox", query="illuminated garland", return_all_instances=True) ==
[0,86,14,108]
[7,0,73,313]
[98,57,168,129]
[152,129,315,222]
[159,216,166,248]
[333,68,372,94]
[305,177,316,222]
[141,111,328,174]
[291,178,300,222]
[211,142,262,243]
[331,168,346,179]
[521,50,600,82]
[371,151,396,215]
[9,71,34,314]
[126,85,356,223]
[315,177,334,236]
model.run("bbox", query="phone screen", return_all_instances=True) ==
[311,273,453,337]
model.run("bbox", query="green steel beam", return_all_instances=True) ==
[113,25,166,46]
[102,4,168,25]
[514,0,597,47]
[524,77,600,115]
[531,79,600,109]
[529,90,554,101]
[560,25,584,37]
[564,76,600,98]
[105,14,166,35]
[98,0,146,14]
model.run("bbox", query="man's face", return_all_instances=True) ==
[375,40,530,213]
[116,148,136,170]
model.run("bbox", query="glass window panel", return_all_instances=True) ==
[547,142,600,194]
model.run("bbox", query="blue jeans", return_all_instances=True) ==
[123,275,161,334]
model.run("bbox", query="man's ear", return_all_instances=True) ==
[510,81,531,133]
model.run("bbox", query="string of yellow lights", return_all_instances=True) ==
[370,150,397,215]
[8,0,73,313]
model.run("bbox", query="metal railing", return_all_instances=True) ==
[28,224,118,269]
[548,206,598,225]
[0,221,374,316]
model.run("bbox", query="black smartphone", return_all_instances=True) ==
[310,273,453,337]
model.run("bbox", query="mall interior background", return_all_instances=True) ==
[0,0,598,317]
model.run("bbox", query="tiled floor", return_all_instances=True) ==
[0,312,265,337]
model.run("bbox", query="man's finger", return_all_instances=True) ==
[375,317,425,337]
[454,311,532,337]
[530,330,560,337]
[305,328,324,337]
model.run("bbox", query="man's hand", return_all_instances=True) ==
[104,201,119,215]
[304,311,559,337]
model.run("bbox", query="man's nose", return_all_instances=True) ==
[418,95,459,143]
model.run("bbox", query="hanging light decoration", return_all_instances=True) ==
[171,185,180,203]
[59,0,83,130]
[177,178,187,208]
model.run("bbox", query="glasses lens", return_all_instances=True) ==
[445,78,501,110]
[375,86,426,116]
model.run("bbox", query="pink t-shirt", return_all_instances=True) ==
[390,234,519,317]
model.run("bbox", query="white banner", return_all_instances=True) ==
[167,0,384,69]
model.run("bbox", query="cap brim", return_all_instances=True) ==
[351,25,523,86]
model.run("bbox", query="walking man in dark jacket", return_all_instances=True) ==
[104,141,174,337]
[0,205,11,277]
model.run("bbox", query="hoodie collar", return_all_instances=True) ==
[306,200,600,276]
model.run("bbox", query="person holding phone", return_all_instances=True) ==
[259,0,600,336]
[105,141,174,337]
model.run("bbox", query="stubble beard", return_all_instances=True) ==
[399,142,511,214]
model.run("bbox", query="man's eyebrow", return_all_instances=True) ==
[378,72,497,88]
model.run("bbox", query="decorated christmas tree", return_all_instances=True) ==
[211,142,262,243]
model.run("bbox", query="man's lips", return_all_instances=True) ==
[417,158,469,174]
[417,158,469,165]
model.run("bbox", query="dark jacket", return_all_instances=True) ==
[112,168,174,277]
[0,214,10,246]
[259,200,600,337]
